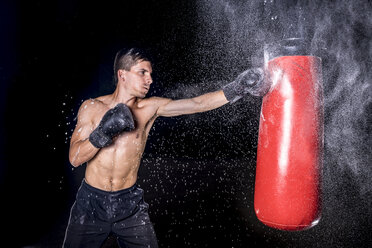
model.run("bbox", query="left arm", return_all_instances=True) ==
[156,90,228,117]
[154,67,266,117]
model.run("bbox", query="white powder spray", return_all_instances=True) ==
[187,0,371,246]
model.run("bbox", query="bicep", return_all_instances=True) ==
[70,102,96,146]
[156,98,199,117]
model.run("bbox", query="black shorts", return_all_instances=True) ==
[63,180,158,248]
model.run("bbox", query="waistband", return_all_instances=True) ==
[81,179,138,196]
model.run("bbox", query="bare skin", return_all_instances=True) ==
[69,60,229,191]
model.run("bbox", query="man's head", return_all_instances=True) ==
[113,48,151,85]
[114,48,153,98]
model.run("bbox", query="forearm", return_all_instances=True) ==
[158,90,228,117]
[191,90,229,113]
[69,138,100,167]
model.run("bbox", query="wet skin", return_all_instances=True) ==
[69,60,228,191]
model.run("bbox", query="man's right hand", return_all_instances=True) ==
[89,103,135,148]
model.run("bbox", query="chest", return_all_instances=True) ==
[115,107,156,144]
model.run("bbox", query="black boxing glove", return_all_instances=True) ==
[89,103,135,148]
[222,67,268,103]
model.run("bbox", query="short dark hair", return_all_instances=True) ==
[113,48,151,84]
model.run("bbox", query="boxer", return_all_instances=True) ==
[63,47,265,247]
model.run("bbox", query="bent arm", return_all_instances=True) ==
[69,101,100,167]
[69,137,99,167]
[156,90,228,117]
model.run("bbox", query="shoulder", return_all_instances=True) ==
[79,98,105,112]
[77,98,106,122]
[135,97,173,118]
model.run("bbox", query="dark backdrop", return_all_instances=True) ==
[1,0,371,247]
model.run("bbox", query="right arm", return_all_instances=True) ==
[69,100,100,167]
[69,100,135,167]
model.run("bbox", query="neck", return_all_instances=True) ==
[110,84,137,107]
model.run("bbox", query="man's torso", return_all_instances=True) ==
[84,96,158,191]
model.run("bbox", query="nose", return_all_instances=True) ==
[146,75,153,85]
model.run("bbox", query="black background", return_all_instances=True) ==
[1,0,371,247]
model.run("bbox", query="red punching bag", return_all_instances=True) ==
[254,39,324,231]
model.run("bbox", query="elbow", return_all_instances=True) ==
[70,161,81,168]
[69,155,81,168]
[69,148,83,167]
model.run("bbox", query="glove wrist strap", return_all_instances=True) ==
[223,81,243,104]
[89,128,112,148]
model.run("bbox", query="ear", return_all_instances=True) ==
[118,69,127,81]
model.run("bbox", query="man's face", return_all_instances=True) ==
[123,60,153,98]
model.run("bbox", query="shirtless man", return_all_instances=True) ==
[63,48,265,248]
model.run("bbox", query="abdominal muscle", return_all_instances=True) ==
[85,132,146,192]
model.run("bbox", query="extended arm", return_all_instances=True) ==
[156,90,228,117]
[156,67,267,117]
